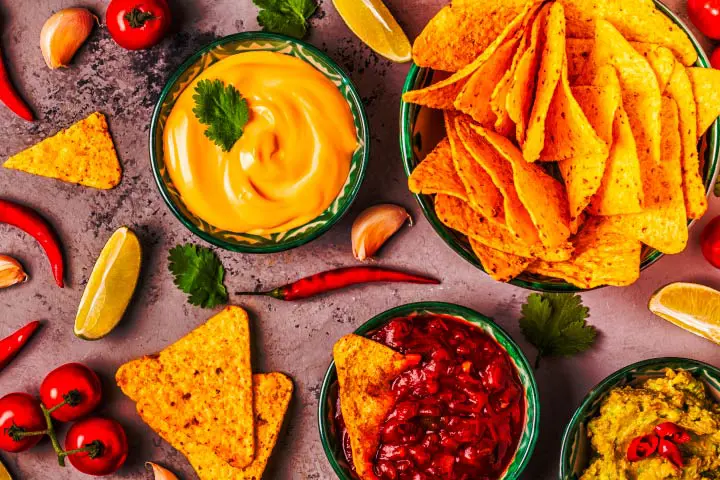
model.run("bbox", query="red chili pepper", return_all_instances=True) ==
[239,266,440,301]
[627,434,660,462]
[0,48,34,121]
[658,438,684,468]
[0,200,64,287]
[0,321,41,371]
[655,422,691,444]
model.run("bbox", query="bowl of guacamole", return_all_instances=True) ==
[560,358,720,480]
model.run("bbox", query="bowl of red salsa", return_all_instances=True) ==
[319,302,539,480]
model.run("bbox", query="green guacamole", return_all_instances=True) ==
[581,369,720,479]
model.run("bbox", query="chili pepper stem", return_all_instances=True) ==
[235,288,284,299]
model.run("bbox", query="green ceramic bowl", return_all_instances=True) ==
[559,357,720,480]
[150,32,369,253]
[399,1,720,292]
[318,302,540,480]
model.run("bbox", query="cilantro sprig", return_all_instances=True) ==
[253,0,318,39]
[519,293,597,369]
[168,244,228,309]
[192,79,250,152]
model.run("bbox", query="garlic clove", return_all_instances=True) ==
[0,255,28,288]
[40,8,97,69]
[352,204,411,261]
[146,463,179,480]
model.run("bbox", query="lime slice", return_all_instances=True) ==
[74,227,142,340]
[0,458,12,480]
[648,282,720,345]
[332,0,411,63]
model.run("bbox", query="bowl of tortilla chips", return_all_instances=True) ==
[319,302,540,480]
[400,0,720,291]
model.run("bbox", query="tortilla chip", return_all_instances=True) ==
[435,194,573,261]
[528,216,641,289]
[687,67,720,139]
[523,2,566,162]
[491,31,528,137]
[4,112,122,189]
[475,126,572,248]
[666,63,707,219]
[412,0,531,72]
[606,97,688,254]
[571,71,621,145]
[455,116,539,244]
[632,44,676,92]
[566,38,594,84]
[408,138,468,201]
[470,238,530,282]
[116,306,255,468]
[588,107,644,215]
[445,113,504,222]
[169,373,292,480]
[334,334,416,480]
[558,0,697,66]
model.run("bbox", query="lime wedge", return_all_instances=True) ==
[0,458,12,480]
[648,282,720,345]
[332,0,411,63]
[74,227,142,340]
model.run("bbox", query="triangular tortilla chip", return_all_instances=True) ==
[666,63,707,219]
[475,126,572,248]
[116,306,255,468]
[445,112,505,223]
[470,238,530,282]
[334,334,416,480]
[528,216,641,289]
[455,117,539,244]
[633,44,676,92]
[408,138,468,202]
[588,107,644,215]
[4,112,122,189]
[606,97,688,254]
[687,67,720,139]
[491,27,530,137]
[523,2,566,162]
[558,0,697,66]
[570,69,621,145]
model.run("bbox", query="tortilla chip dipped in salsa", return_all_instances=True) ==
[403,0,720,289]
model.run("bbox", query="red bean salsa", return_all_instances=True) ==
[334,314,525,480]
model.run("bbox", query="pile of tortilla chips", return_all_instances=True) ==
[406,0,720,289]
[116,306,293,480]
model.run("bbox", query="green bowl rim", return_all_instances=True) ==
[558,356,720,479]
[398,0,720,292]
[149,31,370,253]
[317,301,541,480]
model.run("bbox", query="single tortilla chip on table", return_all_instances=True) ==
[334,334,419,480]
[116,306,255,468]
[666,63,707,220]
[687,67,720,139]
[528,216,642,289]
[469,238,530,282]
[408,138,468,202]
[4,112,122,189]
[606,97,688,254]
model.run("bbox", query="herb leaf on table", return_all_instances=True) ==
[253,0,318,39]
[168,244,228,308]
[192,79,249,152]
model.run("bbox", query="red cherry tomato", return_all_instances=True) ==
[0,393,46,452]
[711,46,720,70]
[106,0,171,50]
[688,0,720,40]
[65,417,128,476]
[40,363,102,422]
[701,215,720,268]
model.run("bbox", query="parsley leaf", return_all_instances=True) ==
[192,79,249,152]
[168,244,228,309]
[253,0,318,39]
[519,293,597,369]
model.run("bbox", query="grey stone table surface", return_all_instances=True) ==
[0,0,718,479]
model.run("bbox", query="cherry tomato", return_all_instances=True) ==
[106,0,171,50]
[0,393,46,452]
[701,215,720,268]
[40,363,102,422]
[711,46,720,70]
[688,0,720,40]
[65,417,128,476]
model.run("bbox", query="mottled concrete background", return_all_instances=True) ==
[0,0,717,479]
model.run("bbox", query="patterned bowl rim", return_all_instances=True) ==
[398,0,720,292]
[149,31,370,253]
[318,301,540,480]
[558,356,720,479]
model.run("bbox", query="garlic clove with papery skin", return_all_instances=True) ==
[146,463,179,480]
[352,204,412,261]
[0,255,28,288]
[40,8,97,69]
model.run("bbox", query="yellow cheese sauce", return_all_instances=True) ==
[164,51,357,234]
